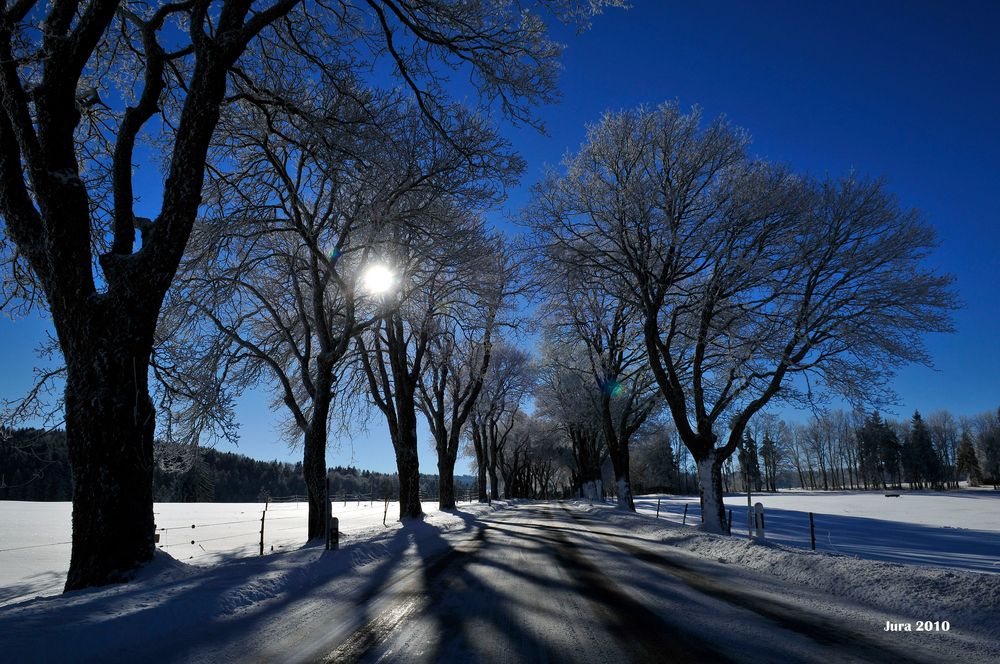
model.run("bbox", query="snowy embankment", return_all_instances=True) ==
[635,489,1000,574]
[574,500,1000,654]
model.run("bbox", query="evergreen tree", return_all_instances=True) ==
[738,432,763,492]
[857,412,900,489]
[903,411,942,489]
[956,430,983,486]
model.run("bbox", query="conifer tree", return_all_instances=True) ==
[956,430,983,486]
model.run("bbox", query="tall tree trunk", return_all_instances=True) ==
[694,449,727,534]
[302,427,327,541]
[303,370,334,540]
[64,332,156,591]
[605,437,635,511]
[473,427,489,502]
[488,434,500,500]
[437,432,457,510]
[394,407,423,519]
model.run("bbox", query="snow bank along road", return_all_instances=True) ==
[1,501,997,663]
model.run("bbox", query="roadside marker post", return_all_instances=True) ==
[754,502,765,540]
[809,512,816,550]
[328,517,339,551]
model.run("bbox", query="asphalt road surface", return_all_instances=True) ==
[248,502,934,664]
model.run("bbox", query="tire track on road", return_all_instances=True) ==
[539,508,734,663]
[561,505,933,664]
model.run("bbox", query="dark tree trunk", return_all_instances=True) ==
[302,427,328,541]
[438,441,457,510]
[394,406,423,519]
[488,433,500,500]
[473,427,489,502]
[302,371,333,540]
[601,402,637,512]
[63,330,156,591]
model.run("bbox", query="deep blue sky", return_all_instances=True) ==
[2,1,998,473]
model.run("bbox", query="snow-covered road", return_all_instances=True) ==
[2,501,996,663]
[311,503,969,663]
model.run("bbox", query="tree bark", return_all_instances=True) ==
[63,327,156,591]
[437,440,457,510]
[394,407,423,519]
[488,432,500,500]
[471,426,489,502]
[695,450,726,534]
[302,426,327,541]
[302,370,334,540]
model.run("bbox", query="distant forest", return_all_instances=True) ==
[0,428,471,502]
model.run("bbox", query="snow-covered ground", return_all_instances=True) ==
[0,498,459,607]
[0,498,997,663]
[634,489,1000,574]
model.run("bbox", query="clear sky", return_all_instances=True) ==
[2,0,998,474]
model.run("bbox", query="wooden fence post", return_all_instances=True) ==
[259,497,269,556]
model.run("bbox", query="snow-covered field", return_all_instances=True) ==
[0,499,456,607]
[634,489,1000,574]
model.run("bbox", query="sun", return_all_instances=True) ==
[361,264,396,295]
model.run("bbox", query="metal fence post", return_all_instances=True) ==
[809,512,816,550]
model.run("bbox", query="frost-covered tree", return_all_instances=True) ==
[527,102,957,532]
[468,344,535,500]
[535,342,607,499]
[159,92,515,536]
[536,269,661,510]
[417,241,523,509]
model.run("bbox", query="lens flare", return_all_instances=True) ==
[602,379,624,398]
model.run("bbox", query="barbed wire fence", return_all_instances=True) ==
[0,487,483,564]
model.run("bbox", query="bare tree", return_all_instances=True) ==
[535,341,607,499]
[468,343,535,500]
[158,90,515,537]
[529,102,958,532]
[539,275,660,510]
[417,241,523,509]
[355,210,501,517]
[926,410,960,489]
